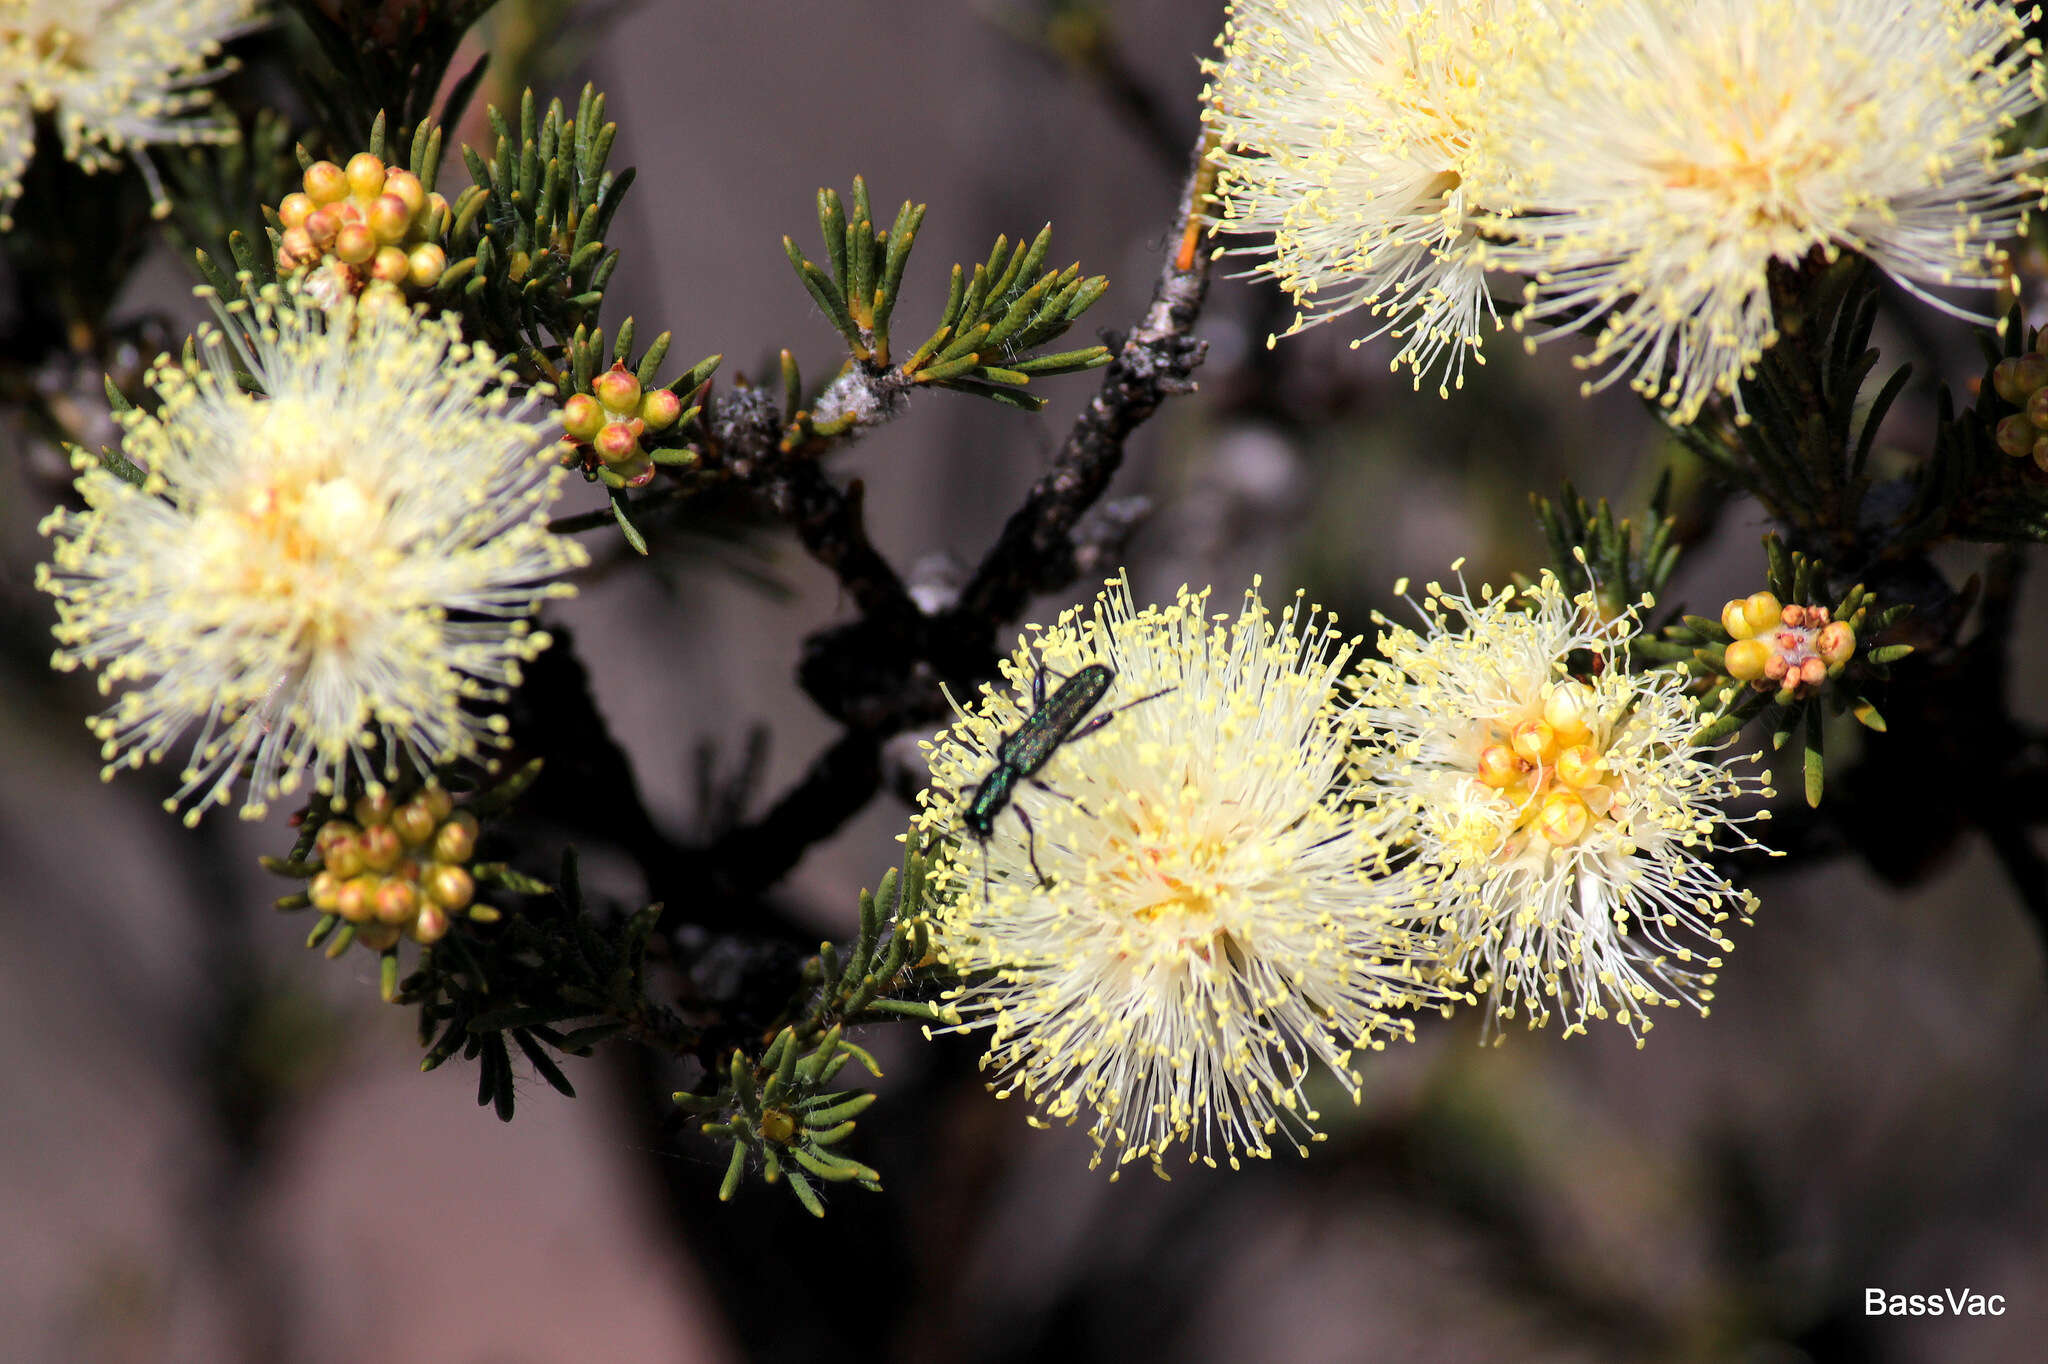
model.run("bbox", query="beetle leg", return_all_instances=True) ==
[1012,804,1051,887]
[1069,684,1177,740]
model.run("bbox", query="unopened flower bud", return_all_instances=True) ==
[562,393,605,441]
[368,193,412,244]
[1476,744,1521,788]
[594,420,641,465]
[324,833,366,880]
[278,226,315,266]
[760,1109,798,1144]
[1724,637,1771,681]
[640,387,683,431]
[381,168,424,217]
[425,864,474,912]
[621,456,657,488]
[356,923,401,952]
[421,786,455,822]
[1555,743,1603,788]
[1721,598,1757,639]
[1780,602,1807,628]
[431,810,478,864]
[1815,621,1856,665]
[309,870,343,911]
[304,207,339,247]
[405,242,445,288]
[361,823,403,872]
[1993,356,2029,404]
[1743,592,1783,632]
[1762,652,1791,682]
[354,790,395,826]
[1542,682,1592,745]
[278,192,316,230]
[2016,352,2048,397]
[593,363,641,413]
[1797,657,1827,687]
[1997,413,2037,457]
[303,160,348,204]
[374,877,418,925]
[392,800,438,847]
[370,245,410,283]
[1511,719,1555,763]
[412,903,451,944]
[1535,790,1591,846]
[344,152,386,200]
[334,223,376,265]
[335,875,376,923]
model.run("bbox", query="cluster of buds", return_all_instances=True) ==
[307,787,492,956]
[274,153,449,308]
[1474,681,1615,851]
[1720,592,1856,700]
[560,362,685,486]
[1990,345,2048,473]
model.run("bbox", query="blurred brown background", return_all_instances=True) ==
[2,2,2045,1361]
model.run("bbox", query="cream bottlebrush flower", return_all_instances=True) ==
[1479,0,2046,422]
[913,575,1444,1175]
[1355,567,1771,1042]
[36,290,587,824]
[0,0,259,228]
[1202,0,1533,395]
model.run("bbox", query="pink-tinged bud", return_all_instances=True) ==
[324,833,366,880]
[278,227,315,267]
[1535,791,1591,847]
[334,223,376,265]
[368,193,412,244]
[431,810,478,864]
[304,207,340,247]
[381,167,424,217]
[622,457,657,488]
[1511,719,1555,763]
[374,878,418,926]
[2027,386,2048,429]
[421,787,455,822]
[1723,638,1771,682]
[1996,413,2036,457]
[345,152,387,200]
[1797,657,1827,688]
[335,876,377,924]
[412,904,452,945]
[1555,743,1603,788]
[561,393,605,441]
[426,864,474,912]
[1475,744,1520,788]
[370,245,410,283]
[1780,602,1807,628]
[1993,356,2028,404]
[594,420,642,465]
[1816,621,1856,665]
[405,242,446,289]
[279,192,316,230]
[593,362,642,413]
[356,923,401,953]
[315,819,359,857]
[303,160,348,204]
[354,791,395,826]
[309,870,343,912]
[361,823,403,873]
[2016,352,2048,397]
[392,800,438,847]
[1762,653,1791,682]
[1744,592,1783,631]
[639,387,683,431]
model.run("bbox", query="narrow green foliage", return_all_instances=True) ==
[1528,475,1680,629]
[679,847,951,1216]
[781,177,1112,416]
